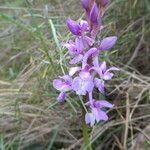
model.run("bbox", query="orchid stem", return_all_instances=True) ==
[82,102,92,150]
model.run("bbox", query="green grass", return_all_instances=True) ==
[0,0,150,149]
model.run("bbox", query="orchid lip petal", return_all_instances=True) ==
[91,107,108,122]
[75,37,84,53]
[72,76,94,95]
[85,113,95,126]
[94,78,105,93]
[98,110,108,121]
[79,71,91,80]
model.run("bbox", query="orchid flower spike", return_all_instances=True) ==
[53,0,119,126]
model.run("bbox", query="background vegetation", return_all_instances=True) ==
[0,0,150,149]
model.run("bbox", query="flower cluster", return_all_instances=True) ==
[53,0,119,126]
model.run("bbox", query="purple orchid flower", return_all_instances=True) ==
[92,61,119,80]
[63,38,84,64]
[85,98,113,126]
[63,36,94,64]
[82,47,99,68]
[53,75,72,102]
[72,71,94,95]
[66,19,89,36]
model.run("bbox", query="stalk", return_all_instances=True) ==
[82,116,92,150]
[82,95,92,150]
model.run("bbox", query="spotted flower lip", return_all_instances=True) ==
[72,72,94,95]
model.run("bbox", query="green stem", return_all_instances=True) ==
[82,121,92,150]
[82,96,92,150]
